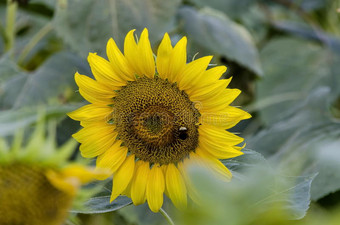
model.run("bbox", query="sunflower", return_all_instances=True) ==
[0,121,108,225]
[68,28,251,212]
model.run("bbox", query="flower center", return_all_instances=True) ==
[113,77,200,165]
[0,164,73,225]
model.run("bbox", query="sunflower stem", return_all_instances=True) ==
[159,208,175,225]
[5,0,18,53]
[18,22,53,66]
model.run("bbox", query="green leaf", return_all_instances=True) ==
[0,104,81,136]
[251,37,340,201]
[2,51,89,109]
[0,73,28,110]
[248,88,334,156]
[256,37,338,126]
[248,87,340,200]
[296,0,331,11]
[29,0,56,9]
[222,148,269,172]
[118,203,167,225]
[186,163,315,223]
[0,6,55,63]
[0,55,22,83]
[273,21,340,55]
[188,0,255,19]
[71,196,132,214]
[222,149,314,219]
[53,0,181,57]
[0,55,27,110]
[178,7,263,76]
[269,174,316,219]
[310,139,340,200]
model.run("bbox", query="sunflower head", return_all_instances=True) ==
[68,28,251,212]
[0,121,108,225]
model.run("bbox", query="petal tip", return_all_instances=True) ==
[141,27,149,35]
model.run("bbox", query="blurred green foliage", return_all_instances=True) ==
[1,0,340,224]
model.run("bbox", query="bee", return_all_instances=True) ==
[178,126,188,140]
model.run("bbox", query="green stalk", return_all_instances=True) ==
[159,208,175,225]
[18,22,53,65]
[5,0,18,52]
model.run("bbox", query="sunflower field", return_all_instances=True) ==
[1,0,340,225]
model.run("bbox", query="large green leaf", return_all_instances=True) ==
[1,51,89,109]
[222,148,269,173]
[311,139,340,200]
[256,37,339,126]
[0,55,22,83]
[178,7,263,76]
[226,149,314,219]
[188,0,254,19]
[248,87,340,200]
[53,0,181,57]
[117,203,167,225]
[0,56,26,110]
[225,150,314,220]
[0,4,55,64]
[183,163,315,224]
[30,0,56,9]
[0,73,28,110]
[0,51,88,138]
[273,21,340,55]
[71,196,132,214]
[251,37,340,201]
[0,104,80,136]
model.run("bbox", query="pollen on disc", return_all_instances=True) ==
[113,77,200,165]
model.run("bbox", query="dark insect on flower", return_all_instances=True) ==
[178,126,188,140]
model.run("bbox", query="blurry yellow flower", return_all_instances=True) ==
[0,123,108,225]
[68,28,251,212]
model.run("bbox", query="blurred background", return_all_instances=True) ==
[0,0,340,224]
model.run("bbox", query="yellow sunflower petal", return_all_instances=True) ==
[161,164,170,197]
[45,170,78,196]
[110,154,135,202]
[188,79,230,101]
[74,124,117,158]
[72,122,116,143]
[131,160,150,205]
[124,29,140,76]
[194,151,233,181]
[67,104,113,122]
[87,53,126,86]
[137,28,155,78]
[200,106,251,129]
[166,164,187,210]
[202,65,227,82]
[95,141,128,180]
[61,164,110,183]
[196,140,243,159]
[146,164,165,212]
[199,89,241,111]
[121,177,133,198]
[156,33,173,79]
[177,160,201,204]
[177,56,213,90]
[199,124,244,145]
[167,36,187,82]
[106,38,135,81]
[79,137,116,158]
[74,72,115,104]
